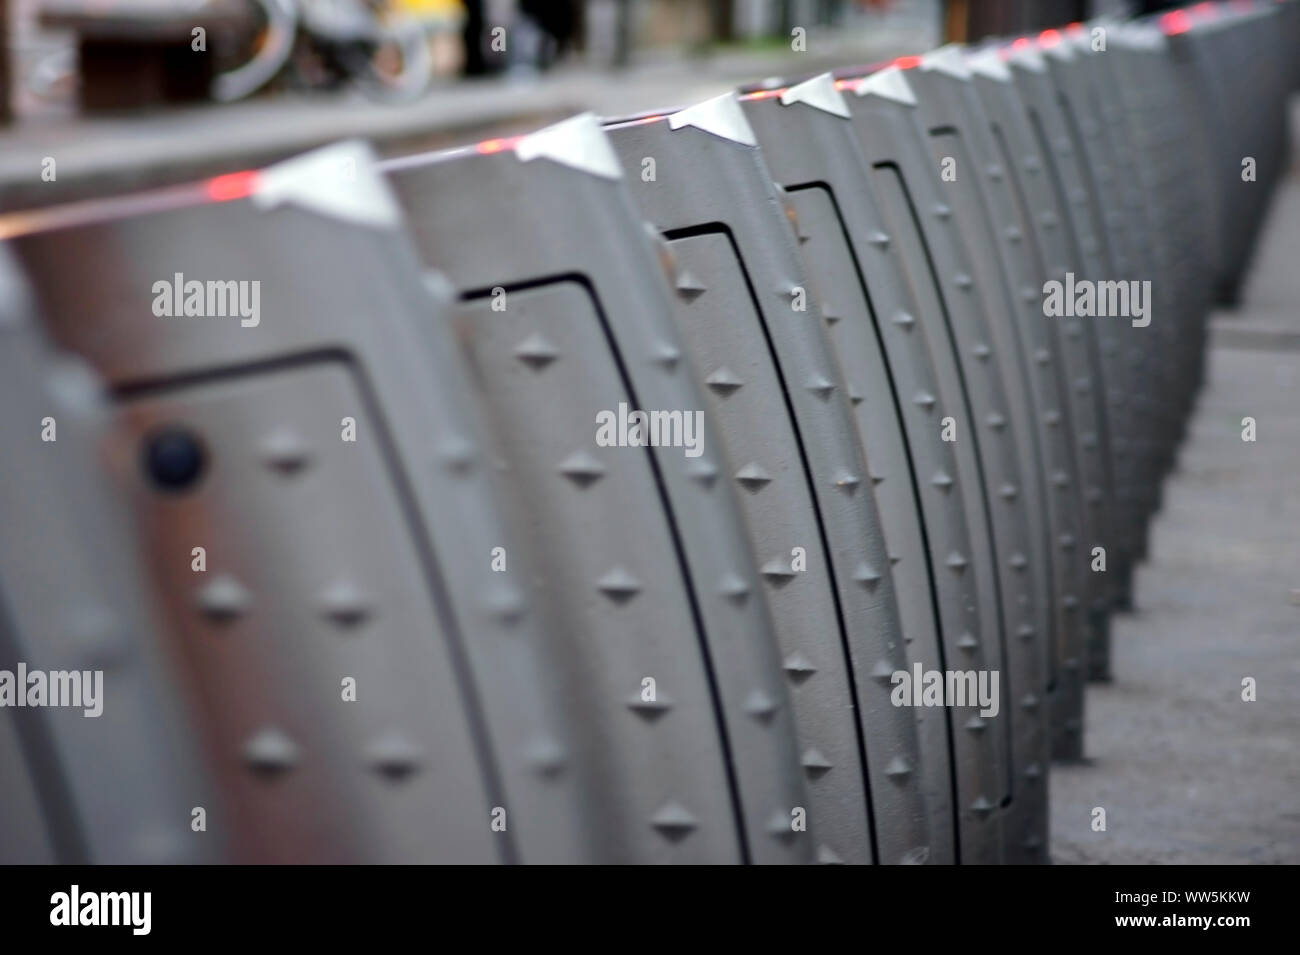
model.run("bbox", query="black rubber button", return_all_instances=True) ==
[142,426,206,492]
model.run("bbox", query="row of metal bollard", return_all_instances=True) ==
[1,1,1294,863]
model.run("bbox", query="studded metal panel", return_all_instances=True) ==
[661,231,877,865]
[386,138,811,864]
[1157,3,1294,311]
[454,281,745,863]
[968,65,1106,720]
[1160,32,1231,291]
[1070,39,1212,619]
[0,259,215,864]
[847,91,1046,826]
[905,63,1061,862]
[1004,58,1123,757]
[1165,8,1290,297]
[1005,55,1133,544]
[785,189,954,862]
[606,114,937,864]
[1162,8,1292,297]
[866,167,1021,814]
[1097,40,1214,412]
[743,91,1009,863]
[908,82,1054,694]
[114,364,497,863]
[6,155,609,862]
[1042,46,1172,574]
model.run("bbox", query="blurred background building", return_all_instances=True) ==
[0,1,1157,121]
[0,1,1173,210]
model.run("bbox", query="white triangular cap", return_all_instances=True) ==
[1006,44,1047,73]
[253,140,401,230]
[668,92,757,146]
[920,44,972,80]
[851,66,917,106]
[779,73,851,118]
[1041,35,1077,61]
[1067,27,1094,52]
[966,48,1012,82]
[515,112,623,180]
